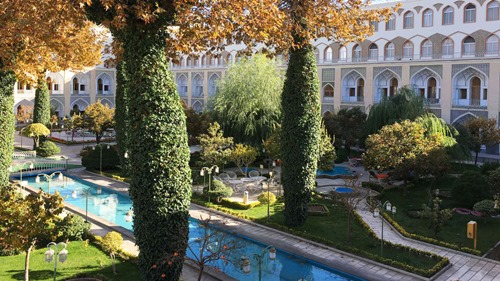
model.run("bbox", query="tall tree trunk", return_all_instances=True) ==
[33,78,50,126]
[0,64,16,187]
[114,61,129,172]
[123,30,191,281]
[475,151,479,165]
[281,44,321,227]
[24,246,33,281]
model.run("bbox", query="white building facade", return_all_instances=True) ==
[14,0,500,128]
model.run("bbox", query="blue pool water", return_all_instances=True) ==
[317,166,354,177]
[334,187,353,193]
[26,175,364,281]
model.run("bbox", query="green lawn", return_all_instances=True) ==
[0,241,139,281]
[380,178,500,254]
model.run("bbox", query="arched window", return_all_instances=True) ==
[421,40,433,58]
[339,46,347,61]
[486,35,499,55]
[404,11,414,29]
[453,68,488,107]
[385,43,395,60]
[186,56,192,67]
[487,1,499,21]
[427,77,437,99]
[177,75,188,97]
[97,78,103,93]
[226,54,232,65]
[390,78,398,97]
[369,44,378,60]
[192,75,203,97]
[464,4,476,23]
[403,41,414,59]
[208,75,219,97]
[386,14,396,30]
[471,77,481,102]
[353,45,361,62]
[46,77,52,94]
[422,9,433,27]
[357,79,365,98]
[443,6,454,25]
[73,78,79,94]
[442,38,454,57]
[323,85,334,98]
[370,21,378,32]
[463,37,476,56]
[17,82,24,90]
[324,47,332,62]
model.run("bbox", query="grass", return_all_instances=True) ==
[0,241,139,281]
[203,196,441,272]
[380,177,500,254]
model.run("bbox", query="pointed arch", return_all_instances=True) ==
[208,73,219,97]
[96,73,113,95]
[410,68,442,104]
[342,70,365,102]
[192,74,204,97]
[486,34,499,55]
[192,100,204,112]
[177,74,188,97]
[452,112,479,125]
[322,83,334,101]
[374,69,399,102]
[452,67,488,107]
[50,99,64,118]
[324,47,333,62]
[369,43,379,60]
[71,98,89,112]
[72,73,89,95]
[46,72,63,94]
[100,98,114,108]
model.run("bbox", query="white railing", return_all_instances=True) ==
[13,151,37,159]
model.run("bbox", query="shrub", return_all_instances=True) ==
[257,192,277,205]
[220,198,260,210]
[81,145,120,171]
[100,231,123,255]
[335,148,348,164]
[473,200,496,217]
[56,214,91,241]
[203,179,233,200]
[487,167,500,196]
[36,140,60,157]
[452,171,490,208]
[481,162,500,175]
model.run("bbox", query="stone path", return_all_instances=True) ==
[355,199,500,281]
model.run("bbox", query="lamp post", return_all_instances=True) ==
[36,171,64,194]
[262,171,275,223]
[71,187,95,222]
[44,242,68,281]
[93,144,110,175]
[241,245,277,281]
[9,161,34,189]
[373,200,396,256]
[200,165,219,203]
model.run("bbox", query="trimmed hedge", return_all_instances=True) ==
[381,212,481,255]
[361,181,385,193]
[36,140,60,157]
[0,65,16,187]
[307,203,330,216]
[33,79,50,126]
[81,145,120,171]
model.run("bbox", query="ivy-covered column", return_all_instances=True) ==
[114,61,129,172]
[0,66,16,188]
[280,45,321,227]
[122,30,191,281]
[33,78,50,126]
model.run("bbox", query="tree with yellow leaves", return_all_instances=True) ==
[0,0,104,187]
[81,1,395,279]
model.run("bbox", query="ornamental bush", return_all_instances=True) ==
[258,191,277,205]
[473,200,496,217]
[204,179,233,200]
[36,140,60,157]
[81,145,120,171]
[452,171,490,208]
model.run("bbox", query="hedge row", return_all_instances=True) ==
[381,212,481,256]
[48,136,115,145]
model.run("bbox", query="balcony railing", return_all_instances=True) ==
[424,98,440,105]
[342,96,364,103]
[452,99,486,107]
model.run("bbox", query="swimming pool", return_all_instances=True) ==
[26,175,364,281]
[317,166,354,177]
[334,187,353,193]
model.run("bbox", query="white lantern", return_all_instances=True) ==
[385,202,392,212]
[59,248,68,263]
[97,187,102,194]
[215,166,219,173]
[269,247,276,260]
[260,164,264,169]
[44,249,54,262]
[373,208,380,218]
[29,163,34,169]
[125,211,133,222]
[241,257,251,273]
[58,173,63,181]
[200,169,205,176]
[35,176,40,183]
[71,190,77,199]
[392,206,397,214]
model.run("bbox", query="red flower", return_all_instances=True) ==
[161,273,166,278]
[151,264,157,269]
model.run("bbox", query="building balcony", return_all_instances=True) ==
[342,96,364,103]
[452,99,487,108]
[424,98,440,106]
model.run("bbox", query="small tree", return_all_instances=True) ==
[0,187,65,281]
[197,122,233,167]
[62,115,82,142]
[263,126,281,162]
[77,100,115,143]
[463,118,500,165]
[49,114,59,137]
[325,108,366,151]
[100,231,123,275]
[16,105,33,124]
[184,106,211,145]
[452,171,491,208]
[318,124,336,171]
[421,196,453,237]
[22,123,50,149]
[231,144,259,176]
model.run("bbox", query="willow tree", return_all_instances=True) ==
[0,0,103,187]
[211,54,284,145]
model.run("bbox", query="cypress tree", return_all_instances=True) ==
[0,64,16,188]
[281,45,321,227]
[123,30,191,280]
[114,61,129,172]
[33,78,50,126]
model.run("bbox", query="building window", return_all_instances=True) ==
[443,6,454,25]
[422,9,433,27]
[463,37,476,56]
[386,14,395,31]
[53,84,59,91]
[421,40,433,58]
[487,1,499,21]
[404,12,414,29]
[339,46,347,61]
[464,4,476,23]
[460,88,467,99]
[403,41,413,59]
[26,84,31,90]
[46,78,52,93]
[80,84,85,92]
[370,21,378,32]
[17,82,23,90]
[369,44,378,60]
[97,78,103,92]
[324,85,334,98]
[486,35,499,55]
[73,78,79,93]
[357,79,364,98]
[324,47,332,62]
[442,38,454,57]
[390,78,398,97]
[385,43,395,60]
[353,45,361,62]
